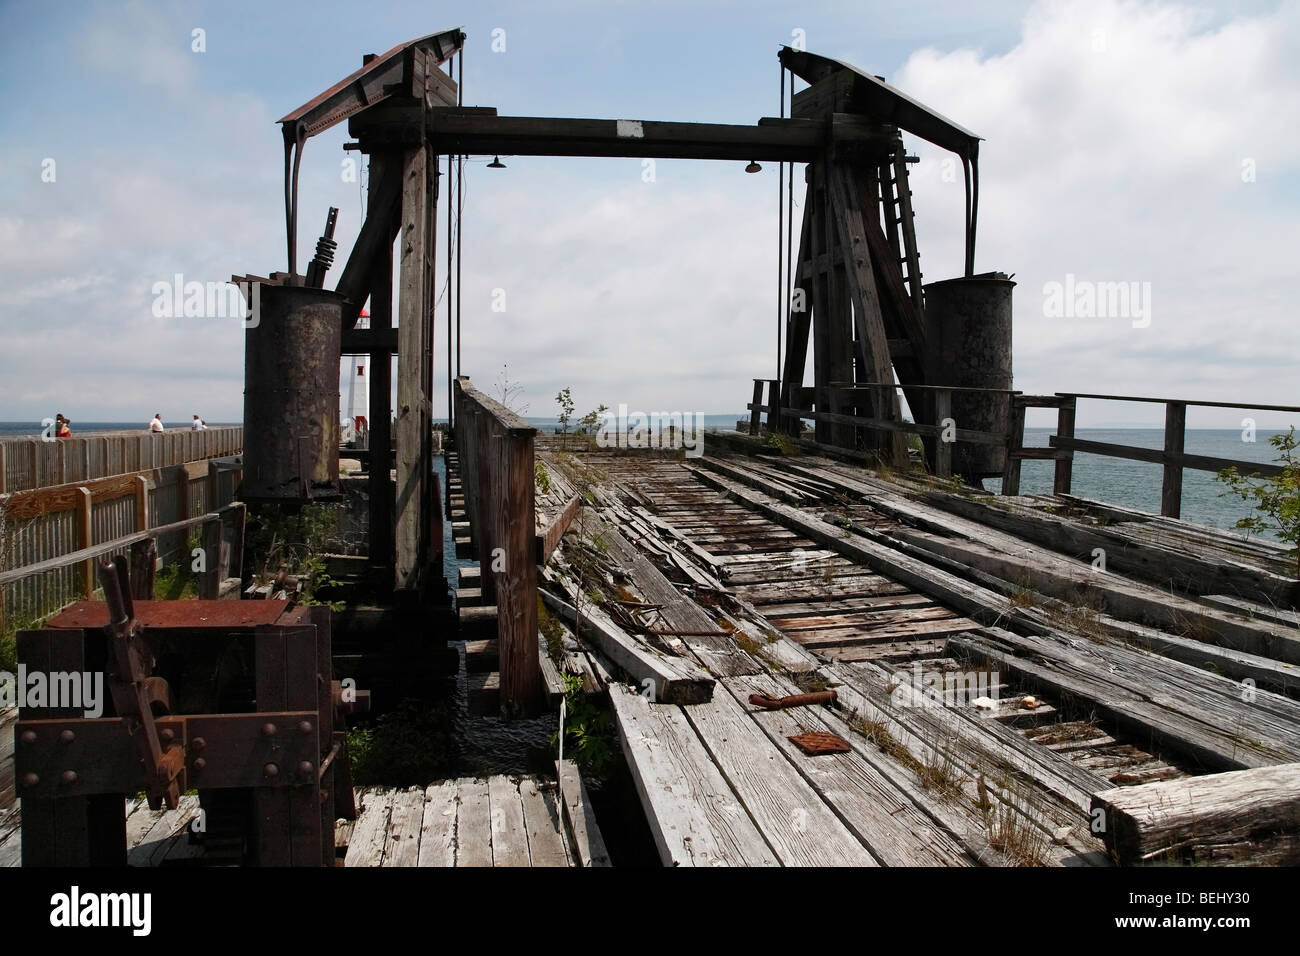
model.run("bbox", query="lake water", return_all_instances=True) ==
[6,420,1286,539]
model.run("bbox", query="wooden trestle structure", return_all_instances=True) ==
[269,28,995,597]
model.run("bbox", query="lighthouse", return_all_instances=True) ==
[342,306,370,448]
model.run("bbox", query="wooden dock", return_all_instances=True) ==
[530,434,1300,866]
[0,767,608,868]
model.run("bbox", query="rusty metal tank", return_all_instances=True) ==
[242,283,343,500]
[922,273,1014,479]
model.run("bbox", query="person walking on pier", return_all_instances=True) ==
[149,413,164,433]
[56,417,71,438]
[191,415,207,431]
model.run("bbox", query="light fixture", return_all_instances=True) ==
[745,160,762,173]
[487,155,506,169]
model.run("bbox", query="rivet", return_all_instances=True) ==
[193,757,207,771]
[61,770,78,785]
[21,773,39,788]
[59,729,75,744]
[160,728,175,744]
[298,761,314,775]
[264,762,280,777]
[298,720,314,735]
[191,737,206,753]
[19,730,36,745]
[261,722,277,737]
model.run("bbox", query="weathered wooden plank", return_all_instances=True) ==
[595,513,758,678]
[126,795,200,867]
[344,787,395,867]
[555,759,611,867]
[1092,763,1300,865]
[518,777,571,867]
[727,673,971,867]
[608,684,778,867]
[382,786,426,867]
[395,142,432,591]
[417,780,459,867]
[951,631,1300,771]
[540,587,714,704]
[488,775,530,867]
[454,778,493,867]
[679,676,879,866]
[536,494,580,564]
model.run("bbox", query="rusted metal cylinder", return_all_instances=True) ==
[922,273,1015,479]
[242,284,343,500]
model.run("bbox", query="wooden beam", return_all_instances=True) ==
[1092,762,1300,865]
[354,112,857,161]
[825,163,907,465]
[335,156,403,329]
[536,495,580,565]
[75,487,93,598]
[366,152,398,577]
[1162,401,1186,518]
[540,588,714,705]
[394,142,432,591]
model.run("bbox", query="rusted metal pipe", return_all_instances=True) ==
[748,689,838,710]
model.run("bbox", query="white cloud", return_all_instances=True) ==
[3,0,1296,431]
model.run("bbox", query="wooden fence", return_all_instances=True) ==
[453,376,540,715]
[0,426,242,494]
[0,457,244,631]
[748,382,1297,519]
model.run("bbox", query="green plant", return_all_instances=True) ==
[764,432,794,455]
[346,698,454,787]
[534,461,553,495]
[154,533,202,600]
[539,595,564,664]
[576,403,609,438]
[555,388,575,446]
[550,672,617,777]
[244,503,344,609]
[1216,426,1300,574]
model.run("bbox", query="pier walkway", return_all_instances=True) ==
[525,434,1300,866]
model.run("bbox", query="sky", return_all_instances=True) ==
[1,0,1296,429]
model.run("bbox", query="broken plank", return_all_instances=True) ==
[555,759,611,867]
[540,587,714,704]
[1092,762,1300,865]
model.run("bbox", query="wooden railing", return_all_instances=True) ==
[0,457,244,629]
[0,426,243,494]
[1039,394,1296,518]
[746,382,1296,520]
[453,377,540,715]
[748,379,1011,476]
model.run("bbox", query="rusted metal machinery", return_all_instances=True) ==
[14,558,357,866]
